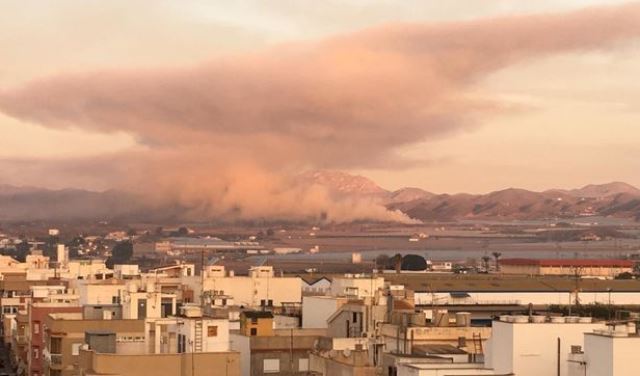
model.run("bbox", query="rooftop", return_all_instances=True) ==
[381,273,640,293]
[242,311,274,319]
[500,258,634,268]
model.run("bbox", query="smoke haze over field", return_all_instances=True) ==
[1,3,640,222]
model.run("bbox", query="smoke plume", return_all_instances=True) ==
[1,3,640,222]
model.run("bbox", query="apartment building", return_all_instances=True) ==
[232,312,323,376]
[43,312,145,376]
[27,303,82,376]
[201,266,301,309]
[76,305,240,376]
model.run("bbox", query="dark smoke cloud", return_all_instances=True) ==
[1,3,640,222]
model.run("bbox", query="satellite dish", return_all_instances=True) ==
[343,349,352,357]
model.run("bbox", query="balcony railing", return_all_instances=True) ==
[49,354,62,367]
[14,335,27,345]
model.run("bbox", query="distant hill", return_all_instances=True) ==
[566,182,640,198]
[0,177,639,223]
[392,183,640,222]
[386,187,435,204]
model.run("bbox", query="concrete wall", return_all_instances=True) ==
[302,296,345,329]
[487,320,605,376]
[330,277,384,299]
[79,349,240,376]
[202,275,301,308]
[415,291,640,306]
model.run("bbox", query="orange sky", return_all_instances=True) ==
[1,0,639,194]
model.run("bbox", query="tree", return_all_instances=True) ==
[106,241,134,268]
[375,254,390,270]
[481,256,491,272]
[401,254,428,271]
[391,253,403,273]
[14,241,31,262]
[492,252,502,271]
[177,226,190,236]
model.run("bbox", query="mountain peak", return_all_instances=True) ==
[570,182,640,198]
[299,170,388,196]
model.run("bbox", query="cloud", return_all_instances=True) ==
[1,2,639,222]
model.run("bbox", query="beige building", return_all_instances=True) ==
[201,266,301,309]
[44,313,145,376]
[77,349,240,376]
[500,259,634,278]
[75,305,240,376]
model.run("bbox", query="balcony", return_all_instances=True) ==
[48,354,63,369]
[14,335,27,345]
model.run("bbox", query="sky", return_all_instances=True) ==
[0,0,639,210]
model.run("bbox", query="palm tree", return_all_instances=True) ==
[492,252,502,271]
[481,256,491,272]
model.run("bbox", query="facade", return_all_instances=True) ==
[231,328,324,376]
[301,296,347,329]
[44,313,145,376]
[28,304,82,376]
[568,324,640,376]
[330,275,385,299]
[77,349,240,376]
[500,258,634,278]
[202,266,301,309]
[485,316,605,376]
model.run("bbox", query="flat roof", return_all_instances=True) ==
[382,274,640,293]
[501,258,634,268]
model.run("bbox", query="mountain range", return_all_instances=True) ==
[1,173,640,222]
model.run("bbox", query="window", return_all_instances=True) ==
[207,326,218,337]
[298,358,309,372]
[263,359,280,373]
[352,312,358,323]
[33,348,39,359]
[50,338,62,354]
[33,322,40,335]
[250,328,257,336]
[72,343,82,356]
[251,317,258,324]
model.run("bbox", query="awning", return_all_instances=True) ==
[449,292,471,298]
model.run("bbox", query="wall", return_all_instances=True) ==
[488,321,605,376]
[202,275,301,308]
[79,350,240,376]
[302,296,345,329]
[414,291,640,306]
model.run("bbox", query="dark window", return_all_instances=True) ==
[352,312,358,323]
[250,328,257,336]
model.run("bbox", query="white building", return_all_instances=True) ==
[330,274,385,299]
[568,324,640,376]
[302,296,347,329]
[200,266,301,309]
[486,316,605,376]
[145,305,230,354]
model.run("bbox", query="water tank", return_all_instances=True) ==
[530,315,546,323]
[550,317,566,323]
[513,315,529,323]
[578,317,593,323]
[434,311,449,327]
[565,316,579,323]
[456,312,471,327]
